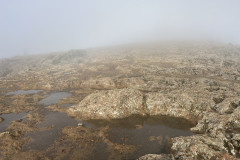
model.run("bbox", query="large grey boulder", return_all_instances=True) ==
[67,88,147,120]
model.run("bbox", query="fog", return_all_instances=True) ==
[0,0,240,58]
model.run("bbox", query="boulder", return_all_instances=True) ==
[68,88,147,120]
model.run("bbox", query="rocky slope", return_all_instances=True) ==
[1,42,240,159]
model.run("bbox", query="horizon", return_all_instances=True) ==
[0,40,239,60]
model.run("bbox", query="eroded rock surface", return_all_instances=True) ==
[138,154,173,160]
[68,88,147,120]
[146,91,210,122]
[171,135,236,160]
[170,107,240,159]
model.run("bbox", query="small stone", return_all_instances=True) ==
[149,136,156,141]
[135,124,143,129]
[78,122,83,126]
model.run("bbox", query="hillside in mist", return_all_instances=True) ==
[1,42,240,159]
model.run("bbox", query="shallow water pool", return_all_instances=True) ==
[0,112,27,132]
[6,90,42,95]
[22,113,194,159]
[38,92,71,106]
[86,115,194,159]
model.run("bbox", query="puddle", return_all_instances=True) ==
[6,90,42,95]
[61,141,110,160]
[86,115,194,159]
[0,112,27,132]
[22,113,193,159]
[38,92,71,106]
[89,142,110,160]
[23,111,77,151]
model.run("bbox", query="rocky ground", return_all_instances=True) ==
[0,42,240,159]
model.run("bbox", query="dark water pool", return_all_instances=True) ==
[86,115,194,159]
[38,92,71,106]
[6,90,42,95]
[23,111,78,151]
[23,112,193,159]
[0,112,27,132]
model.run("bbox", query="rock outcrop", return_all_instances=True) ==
[171,135,236,160]
[68,88,211,122]
[146,92,210,122]
[138,154,173,160]
[67,86,240,159]
[170,107,240,159]
[67,88,147,120]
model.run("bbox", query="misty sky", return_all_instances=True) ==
[0,0,240,58]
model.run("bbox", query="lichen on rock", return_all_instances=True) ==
[67,88,148,120]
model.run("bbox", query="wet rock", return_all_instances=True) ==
[68,88,147,120]
[138,154,173,160]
